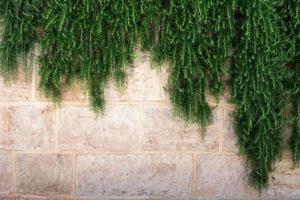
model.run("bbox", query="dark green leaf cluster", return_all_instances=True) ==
[278,0,300,166]
[0,0,299,192]
[150,1,236,129]
[0,0,43,80]
[230,0,290,190]
[37,0,143,110]
[290,66,300,166]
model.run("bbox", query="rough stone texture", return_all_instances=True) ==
[272,170,300,187]
[0,197,82,200]
[194,154,257,199]
[58,105,139,151]
[127,51,168,102]
[76,154,192,198]
[142,106,221,152]
[0,154,13,195]
[261,185,300,199]
[16,154,72,195]
[0,105,55,150]
[0,68,32,101]
[104,80,128,102]
[206,86,231,104]
[36,50,168,103]
[60,82,87,102]
[271,153,300,186]
[222,104,239,153]
[36,77,87,102]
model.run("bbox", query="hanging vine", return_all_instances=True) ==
[150,0,236,130]
[231,0,290,190]
[0,0,299,191]
[37,0,142,110]
[278,0,300,166]
[0,0,42,79]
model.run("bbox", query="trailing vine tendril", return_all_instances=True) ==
[151,0,236,130]
[231,0,289,190]
[278,0,300,166]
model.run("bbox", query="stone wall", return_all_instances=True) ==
[0,51,299,200]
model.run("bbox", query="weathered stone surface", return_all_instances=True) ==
[273,153,300,173]
[58,105,139,151]
[127,51,168,102]
[16,154,72,195]
[36,77,87,102]
[271,172,300,187]
[36,51,168,103]
[261,185,300,199]
[194,155,257,199]
[60,82,87,102]
[76,154,192,197]
[222,105,239,152]
[0,195,14,200]
[0,68,32,101]
[0,154,13,194]
[142,106,221,152]
[0,105,55,150]
[0,197,82,200]
[271,159,300,188]
[206,86,231,104]
[104,80,128,102]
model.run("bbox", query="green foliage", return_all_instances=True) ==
[0,0,299,192]
[0,0,235,123]
[291,67,300,166]
[279,0,300,166]
[0,0,42,80]
[230,0,289,190]
[38,0,142,110]
[150,0,236,128]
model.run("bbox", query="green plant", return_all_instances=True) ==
[0,0,299,191]
[0,0,42,79]
[279,0,300,166]
[230,0,289,190]
[290,66,300,166]
[150,0,236,131]
[37,0,142,110]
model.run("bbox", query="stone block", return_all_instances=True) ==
[0,154,13,194]
[0,105,55,150]
[16,154,72,195]
[58,105,139,151]
[194,154,257,199]
[76,154,192,198]
[127,51,168,102]
[0,68,32,101]
[142,106,221,152]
